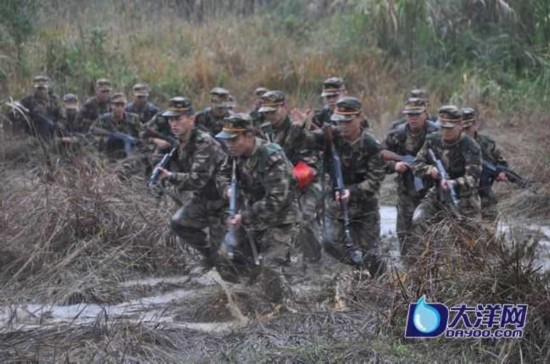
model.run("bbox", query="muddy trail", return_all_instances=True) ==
[1,203,549,362]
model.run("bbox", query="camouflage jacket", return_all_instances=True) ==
[90,112,142,158]
[413,133,481,199]
[195,107,231,136]
[289,124,385,215]
[20,92,62,122]
[59,109,88,134]
[166,128,228,201]
[216,138,298,231]
[382,121,439,195]
[262,116,321,170]
[475,132,507,196]
[80,97,111,124]
[126,101,161,124]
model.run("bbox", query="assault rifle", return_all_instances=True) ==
[381,150,425,191]
[148,147,177,190]
[428,148,460,209]
[92,127,141,157]
[323,125,363,265]
[480,160,528,195]
[224,159,239,260]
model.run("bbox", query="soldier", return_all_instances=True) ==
[312,77,348,127]
[57,93,90,149]
[260,90,323,263]
[461,107,508,222]
[290,97,386,277]
[382,98,439,258]
[126,83,160,124]
[389,89,437,130]
[195,87,232,136]
[215,113,299,307]
[90,92,141,159]
[409,105,482,262]
[80,78,112,128]
[249,86,268,127]
[156,100,228,269]
[142,97,188,151]
[19,75,62,139]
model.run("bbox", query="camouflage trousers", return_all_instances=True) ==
[396,189,424,260]
[407,188,481,265]
[322,202,385,277]
[170,194,226,262]
[219,224,297,304]
[296,179,323,262]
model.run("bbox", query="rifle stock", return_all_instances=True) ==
[323,125,363,265]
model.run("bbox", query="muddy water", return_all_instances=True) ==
[1,206,548,335]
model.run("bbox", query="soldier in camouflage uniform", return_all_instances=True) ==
[409,106,482,262]
[461,107,508,223]
[382,98,439,258]
[57,93,89,150]
[249,86,268,127]
[260,90,323,262]
[216,114,299,306]
[80,79,112,129]
[389,89,437,130]
[90,93,141,160]
[195,87,232,136]
[290,97,386,277]
[19,75,62,140]
[312,77,348,127]
[156,101,228,268]
[125,83,160,124]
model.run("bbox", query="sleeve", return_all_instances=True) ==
[167,141,219,191]
[454,140,481,192]
[348,139,386,198]
[412,138,434,178]
[288,123,326,150]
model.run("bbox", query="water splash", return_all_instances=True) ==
[412,295,441,334]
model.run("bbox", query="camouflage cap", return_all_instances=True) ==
[215,113,253,139]
[163,96,193,117]
[63,93,79,109]
[330,96,362,123]
[322,77,345,97]
[254,87,269,97]
[437,105,462,128]
[259,90,286,113]
[33,75,50,89]
[403,97,427,114]
[410,89,428,99]
[209,87,231,108]
[96,78,112,92]
[110,92,127,104]
[132,83,149,97]
[461,107,476,128]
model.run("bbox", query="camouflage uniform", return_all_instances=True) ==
[126,101,160,125]
[19,76,63,139]
[382,98,439,257]
[80,79,112,128]
[461,108,508,222]
[289,97,386,276]
[195,87,232,136]
[410,106,482,262]
[260,91,323,262]
[216,115,299,304]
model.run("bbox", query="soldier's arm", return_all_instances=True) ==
[453,139,482,192]
[381,132,398,173]
[348,140,386,198]
[240,152,292,226]
[288,123,326,150]
[412,138,433,178]
[215,157,232,199]
[166,141,219,191]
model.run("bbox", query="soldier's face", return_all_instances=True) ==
[406,111,427,131]
[212,106,229,118]
[226,132,254,157]
[324,94,339,110]
[441,123,462,142]
[97,89,111,102]
[111,101,126,118]
[134,94,147,105]
[35,87,48,98]
[338,115,361,140]
[169,114,195,137]
[264,105,287,127]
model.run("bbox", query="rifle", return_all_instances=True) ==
[323,125,363,265]
[92,126,141,157]
[148,147,177,190]
[480,160,528,195]
[427,148,460,209]
[381,150,425,191]
[224,159,239,260]
[141,126,177,146]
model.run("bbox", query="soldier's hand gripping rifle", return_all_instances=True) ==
[148,147,177,190]
[323,125,363,265]
[381,150,425,191]
[428,148,459,209]
[224,159,239,260]
[481,160,528,191]
[92,127,141,157]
